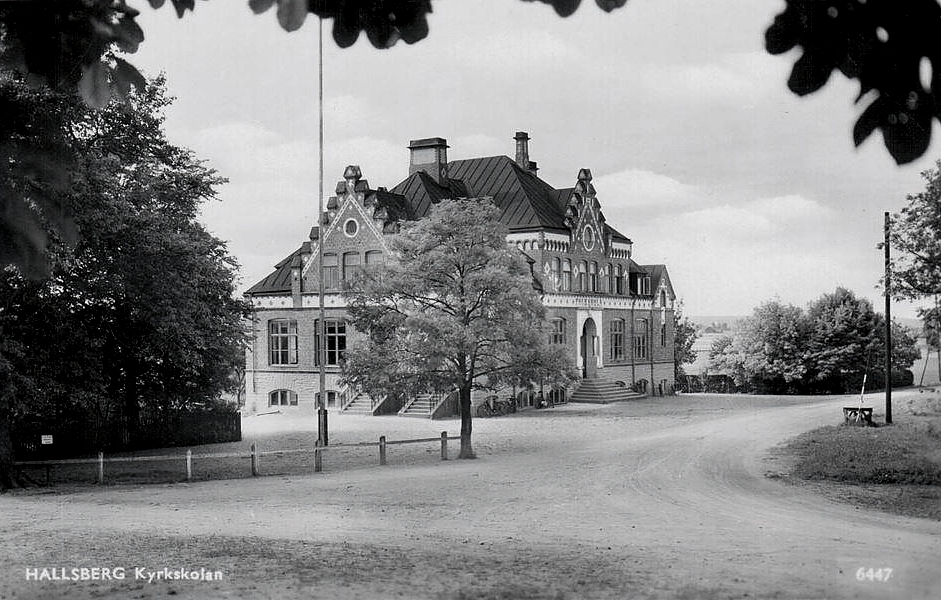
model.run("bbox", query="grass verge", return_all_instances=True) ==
[771,391,941,520]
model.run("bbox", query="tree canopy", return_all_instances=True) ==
[672,302,698,385]
[708,288,918,394]
[343,198,576,458]
[2,0,939,278]
[0,75,248,489]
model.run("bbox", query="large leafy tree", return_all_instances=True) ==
[2,1,940,278]
[0,75,248,489]
[343,199,576,459]
[708,289,919,394]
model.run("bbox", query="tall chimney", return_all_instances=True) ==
[408,137,449,184]
[514,131,530,169]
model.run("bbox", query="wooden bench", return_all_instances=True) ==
[843,406,873,425]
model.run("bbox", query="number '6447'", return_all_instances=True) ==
[856,567,892,582]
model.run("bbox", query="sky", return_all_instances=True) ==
[130,0,939,320]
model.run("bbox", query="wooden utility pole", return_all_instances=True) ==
[317,17,329,445]
[884,212,893,424]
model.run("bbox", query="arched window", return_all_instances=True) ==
[315,390,338,408]
[577,261,587,292]
[615,264,624,295]
[323,253,338,289]
[269,389,298,406]
[551,257,561,289]
[562,259,572,292]
[609,319,625,360]
[589,262,598,292]
[660,289,667,306]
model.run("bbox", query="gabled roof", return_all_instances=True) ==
[644,264,675,299]
[390,171,469,218]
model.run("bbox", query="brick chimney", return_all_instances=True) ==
[408,137,449,184]
[514,131,538,175]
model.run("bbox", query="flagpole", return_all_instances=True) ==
[317,16,328,446]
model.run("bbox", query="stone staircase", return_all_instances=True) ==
[569,377,645,404]
[398,393,437,418]
[341,392,376,415]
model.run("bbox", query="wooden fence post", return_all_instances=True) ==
[250,442,258,476]
[185,449,192,481]
[379,435,387,466]
[440,431,448,461]
[314,440,323,473]
[97,451,104,484]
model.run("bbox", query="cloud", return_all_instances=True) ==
[594,169,708,210]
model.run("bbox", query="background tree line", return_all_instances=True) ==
[707,287,919,395]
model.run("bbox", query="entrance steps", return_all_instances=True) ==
[569,377,645,404]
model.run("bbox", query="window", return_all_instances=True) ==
[637,276,651,295]
[634,318,649,359]
[323,253,338,289]
[615,264,624,295]
[610,319,625,360]
[577,261,587,292]
[268,320,298,365]
[365,250,384,267]
[343,252,361,285]
[562,259,572,292]
[602,264,611,294]
[589,262,598,292]
[551,257,561,289]
[344,218,359,237]
[659,289,667,306]
[269,389,298,406]
[316,390,338,408]
[660,322,667,346]
[315,319,347,366]
[550,318,566,345]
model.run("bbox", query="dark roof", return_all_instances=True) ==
[391,171,469,217]
[605,223,631,244]
[643,264,672,296]
[447,155,569,232]
[246,246,302,295]
[628,259,647,274]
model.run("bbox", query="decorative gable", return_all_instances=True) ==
[564,168,608,256]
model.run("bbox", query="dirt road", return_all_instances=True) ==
[2,394,939,599]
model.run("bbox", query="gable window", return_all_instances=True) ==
[315,319,347,366]
[610,319,625,360]
[323,253,339,290]
[634,318,649,360]
[562,260,572,292]
[269,389,298,406]
[589,262,598,293]
[268,319,298,365]
[550,318,566,345]
[660,322,667,346]
[344,218,359,237]
[660,289,667,306]
[636,276,651,296]
[343,252,361,285]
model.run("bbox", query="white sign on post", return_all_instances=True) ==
[40,435,53,445]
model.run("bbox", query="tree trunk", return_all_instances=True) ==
[458,384,475,459]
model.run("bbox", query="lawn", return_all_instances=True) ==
[772,390,941,520]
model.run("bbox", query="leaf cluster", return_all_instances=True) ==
[342,198,576,401]
[766,0,941,164]
[709,287,918,394]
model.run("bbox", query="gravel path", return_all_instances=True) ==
[2,393,939,599]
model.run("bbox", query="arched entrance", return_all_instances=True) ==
[581,318,598,379]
